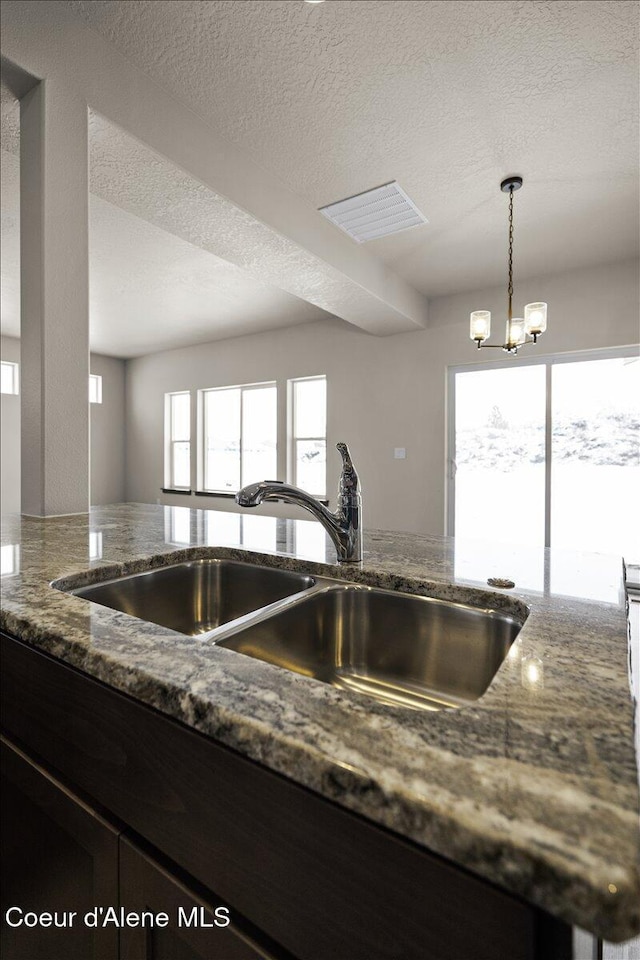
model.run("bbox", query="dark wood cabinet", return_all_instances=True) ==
[1,633,573,960]
[1,738,119,960]
[119,837,274,960]
[1,739,280,960]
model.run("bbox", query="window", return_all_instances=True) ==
[1,366,104,401]
[550,357,639,559]
[448,347,640,581]
[1,361,19,395]
[164,506,192,545]
[200,382,276,493]
[290,518,328,560]
[451,364,546,549]
[164,392,191,490]
[1,544,20,577]
[289,376,327,497]
[89,531,103,560]
[89,374,102,404]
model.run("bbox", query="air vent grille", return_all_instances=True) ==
[319,181,428,243]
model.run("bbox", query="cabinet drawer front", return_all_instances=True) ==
[119,837,274,960]
[1,633,570,960]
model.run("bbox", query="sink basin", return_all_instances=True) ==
[70,559,315,636]
[216,585,522,710]
[67,556,523,711]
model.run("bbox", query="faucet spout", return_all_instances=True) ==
[235,443,363,563]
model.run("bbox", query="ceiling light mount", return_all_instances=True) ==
[500,175,523,193]
[470,176,547,354]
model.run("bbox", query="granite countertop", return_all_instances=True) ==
[1,503,638,941]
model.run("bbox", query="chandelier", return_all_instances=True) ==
[470,176,547,353]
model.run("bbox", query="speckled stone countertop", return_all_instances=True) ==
[1,503,638,941]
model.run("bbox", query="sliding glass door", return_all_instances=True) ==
[550,356,639,558]
[449,347,639,564]
[452,364,546,547]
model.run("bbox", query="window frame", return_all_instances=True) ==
[198,381,277,495]
[164,391,192,492]
[288,375,327,498]
[1,360,19,396]
[446,344,639,547]
[0,365,105,403]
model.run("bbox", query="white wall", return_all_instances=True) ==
[126,259,639,536]
[0,336,126,513]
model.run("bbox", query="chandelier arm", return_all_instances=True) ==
[476,337,537,353]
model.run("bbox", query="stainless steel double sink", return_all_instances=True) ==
[67,558,523,712]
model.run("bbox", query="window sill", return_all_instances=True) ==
[161,488,192,496]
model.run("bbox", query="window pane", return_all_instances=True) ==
[206,389,240,441]
[454,365,546,547]
[453,539,544,593]
[551,356,640,564]
[205,511,241,546]
[205,389,240,491]
[294,378,326,437]
[242,515,277,553]
[1,544,20,576]
[172,441,191,488]
[89,374,102,404]
[296,439,326,496]
[293,519,327,561]
[166,506,191,545]
[89,531,103,560]
[241,386,277,486]
[1,361,18,395]
[549,547,624,604]
[171,393,190,441]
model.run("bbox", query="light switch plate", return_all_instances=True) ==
[394,448,406,460]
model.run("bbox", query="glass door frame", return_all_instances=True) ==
[446,344,639,546]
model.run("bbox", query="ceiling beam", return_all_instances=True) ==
[1,1,429,335]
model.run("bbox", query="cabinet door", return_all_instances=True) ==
[0,737,119,960]
[119,837,282,960]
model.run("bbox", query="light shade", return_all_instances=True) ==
[524,302,547,336]
[506,318,526,347]
[470,310,491,342]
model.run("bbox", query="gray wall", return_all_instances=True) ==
[89,352,126,506]
[0,335,126,513]
[125,258,639,536]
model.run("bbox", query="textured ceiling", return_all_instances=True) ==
[87,113,421,340]
[88,193,331,357]
[3,1,638,356]
[0,111,337,356]
[66,0,639,297]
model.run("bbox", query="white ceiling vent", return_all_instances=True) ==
[319,181,428,243]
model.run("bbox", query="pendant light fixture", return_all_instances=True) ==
[470,176,547,353]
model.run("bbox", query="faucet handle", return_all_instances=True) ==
[336,442,359,496]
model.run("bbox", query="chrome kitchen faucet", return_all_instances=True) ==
[236,442,363,562]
